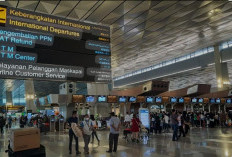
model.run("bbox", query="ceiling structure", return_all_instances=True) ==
[1,0,232,79]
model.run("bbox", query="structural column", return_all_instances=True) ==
[214,45,230,90]
[24,80,37,112]
[191,104,194,112]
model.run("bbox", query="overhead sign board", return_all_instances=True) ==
[4,6,110,40]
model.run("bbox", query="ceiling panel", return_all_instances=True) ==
[36,0,59,14]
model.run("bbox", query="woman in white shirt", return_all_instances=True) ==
[90,115,100,145]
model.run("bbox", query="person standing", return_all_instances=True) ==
[8,116,12,129]
[67,111,81,155]
[81,114,93,154]
[131,114,141,142]
[163,113,169,132]
[124,112,131,127]
[19,116,26,128]
[90,115,100,145]
[177,112,185,138]
[170,109,178,141]
[0,115,5,134]
[106,112,121,153]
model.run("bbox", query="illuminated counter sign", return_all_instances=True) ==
[0,27,54,47]
[0,60,84,81]
[0,51,37,63]
[86,67,111,82]
[4,6,110,40]
[86,40,111,52]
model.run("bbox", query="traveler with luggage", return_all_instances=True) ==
[170,109,178,141]
[67,111,81,155]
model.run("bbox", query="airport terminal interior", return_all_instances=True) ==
[1,0,232,157]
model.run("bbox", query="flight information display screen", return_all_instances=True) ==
[0,6,111,82]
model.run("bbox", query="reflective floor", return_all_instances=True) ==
[1,127,232,157]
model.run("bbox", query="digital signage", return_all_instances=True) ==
[191,98,197,103]
[178,98,184,103]
[146,97,154,103]
[216,98,221,103]
[155,97,162,103]
[0,5,111,83]
[226,99,231,104]
[86,95,95,103]
[198,98,204,103]
[107,96,117,103]
[97,96,107,103]
[170,97,177,103]
[118,96,127,103]
[210,98,215,104]
[128,96,136,103]
[72,95,85,103]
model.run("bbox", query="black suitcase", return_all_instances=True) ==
[6,144,46,157]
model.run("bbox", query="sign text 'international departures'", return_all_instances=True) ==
[2,6,110,40]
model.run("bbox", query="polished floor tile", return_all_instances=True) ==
[1,127,232,157]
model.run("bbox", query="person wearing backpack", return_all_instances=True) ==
[80,114,93,154]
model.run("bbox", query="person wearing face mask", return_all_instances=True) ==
[80,114,93,154]
[67,111,81,155]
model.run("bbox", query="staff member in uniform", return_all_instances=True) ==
[67,111,81,155]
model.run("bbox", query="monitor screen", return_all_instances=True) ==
[128,97,136,102]
[146,97,154,103]
[192,98,197,103]
[210,98,215,103]
[86,96,95,103]
[226,99,231,104]
[198,98,204,103]
[118,96,127,103]
[155,97,162,103]
[107,96,117,103]
[178,98,184,103]
[170,97,177,103]
[98,96,107,103]
[216,98,221,103]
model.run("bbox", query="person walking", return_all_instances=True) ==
[81,114,93,154]
[90,115,100,145]
[67,111,81,155]
[170,109,178,141]
[106,112,121,153]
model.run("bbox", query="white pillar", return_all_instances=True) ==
[191,104,193,112]
[218,105,221,113]
[202,105,205,111]
[163,104,166,112]
[184,104,186,111]
[171,104,174,109]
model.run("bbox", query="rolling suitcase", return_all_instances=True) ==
[6,144,46,157]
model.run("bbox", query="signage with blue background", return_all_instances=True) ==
[178,97,184,103]
[98,96,106,102]
[139,108,150,128]
[170,97,177,103]
[128,96,136,102]
[86,96,95,103]
[118,96,127,103]
[198,98,203,103]
[146,97,154,103]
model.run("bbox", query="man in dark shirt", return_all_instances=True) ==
[67,111,81,155]
[170,109,178,141]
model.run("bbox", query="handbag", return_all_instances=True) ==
[71,123,83,138]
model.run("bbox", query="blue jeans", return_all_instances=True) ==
[172,124,178,141]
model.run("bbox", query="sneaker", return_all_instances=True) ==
[113,150,117,152]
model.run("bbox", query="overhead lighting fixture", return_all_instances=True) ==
[0,0,6,1]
